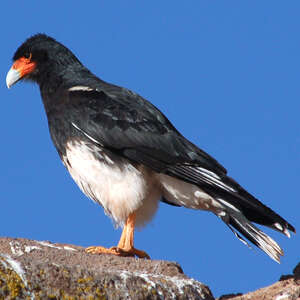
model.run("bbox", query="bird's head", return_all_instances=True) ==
[6,34,81,89]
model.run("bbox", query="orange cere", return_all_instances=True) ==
[12,56,36,77]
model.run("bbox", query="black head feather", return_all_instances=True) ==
[12,34,83,86]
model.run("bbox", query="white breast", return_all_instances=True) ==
[63,139,161,227]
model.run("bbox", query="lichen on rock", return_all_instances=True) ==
[0,238,213,299]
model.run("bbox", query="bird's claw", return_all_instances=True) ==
[85,245,150,259]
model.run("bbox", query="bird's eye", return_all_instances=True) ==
[24,52,32,60]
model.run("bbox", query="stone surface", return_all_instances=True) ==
[0,237,298,300]
[219,263,300,300]
[0,237,213,299]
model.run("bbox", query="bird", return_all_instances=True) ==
[6,34,295,262]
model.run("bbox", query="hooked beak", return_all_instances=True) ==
[6,56,36,88]
[6,68,21,88]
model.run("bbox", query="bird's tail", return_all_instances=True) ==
[217,200,284,263]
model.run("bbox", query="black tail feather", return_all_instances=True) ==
[217,200,286,263]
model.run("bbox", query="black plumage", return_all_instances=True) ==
[6,34,295,262]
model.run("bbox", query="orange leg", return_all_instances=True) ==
[85,212,150,259]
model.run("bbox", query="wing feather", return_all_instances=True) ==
[62,86,295,235]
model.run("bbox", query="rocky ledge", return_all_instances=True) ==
[0,237,298,299]
[219,263,300,300]
[0,237,213,299]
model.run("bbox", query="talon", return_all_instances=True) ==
[85,246,119,255]
[115,247,150,259]
[130,247,150,259]
[85,213,150,259]
[85,245,150,259]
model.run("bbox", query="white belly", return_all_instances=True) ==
[63,139,161,227]
[62,139,221,229]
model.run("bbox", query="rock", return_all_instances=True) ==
[0,237,299,300]
[219,266,300,300]
[0,237,213,299]
[293,262,300,278]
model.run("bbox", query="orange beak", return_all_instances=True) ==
[6,56,36,88]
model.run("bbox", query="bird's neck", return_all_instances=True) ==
[37,64,103,114]
[38,62,84,92]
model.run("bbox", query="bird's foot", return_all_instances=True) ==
[111,246,150,259]
[85,245,150,259]
[85,246,119,256]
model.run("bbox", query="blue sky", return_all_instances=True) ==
[1,1,299,297]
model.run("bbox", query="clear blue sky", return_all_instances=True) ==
[1,1,299,297]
